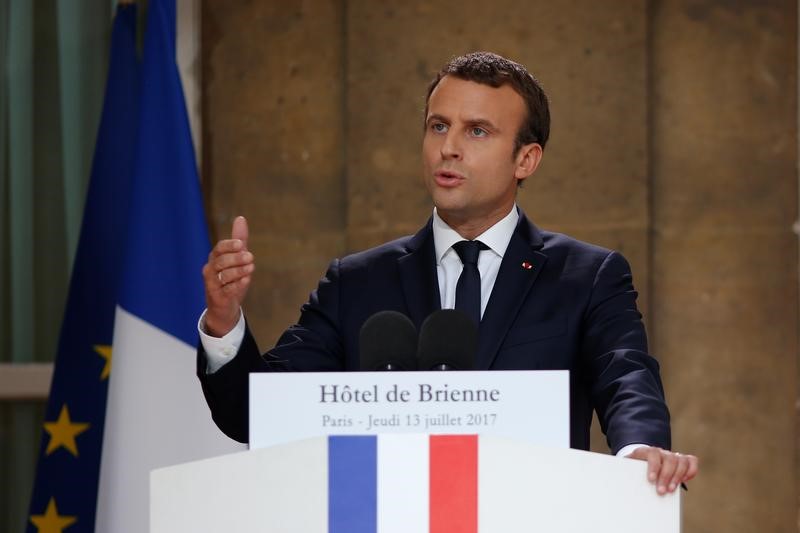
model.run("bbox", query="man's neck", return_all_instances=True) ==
[437,206,514,240]
[432,205,518,265]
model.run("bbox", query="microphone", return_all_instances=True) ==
[359,311,418,370]
[417,309,477,370]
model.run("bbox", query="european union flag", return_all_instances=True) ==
[26,4,139,533]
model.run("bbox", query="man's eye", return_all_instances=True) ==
[471,127,487,137]
[431,123,448,133]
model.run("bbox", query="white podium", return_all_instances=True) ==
[151,434,680,532]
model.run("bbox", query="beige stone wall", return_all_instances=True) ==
[203,1,347,343]
[651,2,798,530]
[202,1,798,530]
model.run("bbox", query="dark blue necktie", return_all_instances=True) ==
[452,240,488,326]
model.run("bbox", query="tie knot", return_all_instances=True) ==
[452,240,487,266]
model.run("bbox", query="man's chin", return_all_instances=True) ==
[432,201,467,219]
[432,202,474,226]
[430,188,468,209]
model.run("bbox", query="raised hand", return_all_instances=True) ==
[201,216,255,336]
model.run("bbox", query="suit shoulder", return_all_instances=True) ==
[337,234,416,270]
[539,230,614,257]
[538,229,633,272]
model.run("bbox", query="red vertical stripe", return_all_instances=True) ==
[430,435,478,533]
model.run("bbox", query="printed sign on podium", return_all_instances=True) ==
[249,370,569,449]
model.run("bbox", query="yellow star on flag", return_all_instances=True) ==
[94,344,112,380]
[29,497,77,533]
[43,405,90,457]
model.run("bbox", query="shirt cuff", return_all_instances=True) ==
[616,443,648,457]
[198,309,246,374]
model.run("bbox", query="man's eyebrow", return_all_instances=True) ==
[465,118,499,131]
[425,114,499,131]
[425,113,450,125]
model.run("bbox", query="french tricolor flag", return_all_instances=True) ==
[329,434,478,533]
[152,432,680,532]
[94,2,243,532]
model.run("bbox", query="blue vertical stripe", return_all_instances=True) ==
[329,436,377,533]
[117,0,209,346]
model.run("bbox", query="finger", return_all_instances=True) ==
[667,455,689,493]
[202,262,229,288]
[217,263,255,287]
[683,455,699,482]
[231,216,249,249]
[656,452,678,495]
[203,262,230,293]
[202,263,218,287]
[210,239,245,258]
[648,450,661,485]
[637,447,662,485]
[213,251,254,273]
[221,275,251,295]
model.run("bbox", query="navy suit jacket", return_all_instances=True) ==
[198,211,671,452]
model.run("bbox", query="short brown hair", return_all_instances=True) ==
[425,51,550,153]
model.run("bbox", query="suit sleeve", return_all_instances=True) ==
[196,259,346,443]
[581,251,671,453]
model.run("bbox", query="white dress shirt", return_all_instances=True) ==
[432,205,518,319]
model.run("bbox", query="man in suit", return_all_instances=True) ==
[198,52,698,494]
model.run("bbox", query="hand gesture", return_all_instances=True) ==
[202,216,255,336]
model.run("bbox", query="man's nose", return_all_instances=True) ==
[440,131,462,160]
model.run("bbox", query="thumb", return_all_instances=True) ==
[231,216,249,249]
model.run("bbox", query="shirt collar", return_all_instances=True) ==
[432,205,520,264]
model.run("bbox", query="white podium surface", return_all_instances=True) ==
[151,435,680,533]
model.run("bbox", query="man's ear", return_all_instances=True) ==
[514,143,543,183]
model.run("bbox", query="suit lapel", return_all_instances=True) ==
[476,213,547,369]
[397,219,441,331]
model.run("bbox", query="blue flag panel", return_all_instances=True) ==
[329,436,378,533]
[118,0,211,346]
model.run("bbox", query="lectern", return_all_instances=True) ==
[151,433,680,532]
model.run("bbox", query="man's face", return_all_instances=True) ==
[422,76,540,230]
